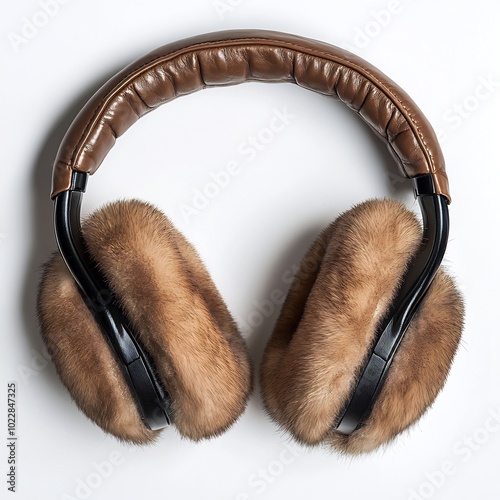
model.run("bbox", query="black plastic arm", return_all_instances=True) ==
[53,172,172,430]
[335,174,449,435]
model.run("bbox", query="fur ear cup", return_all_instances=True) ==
[260,199,464,454]
[37,255,157,444]
[37,200,253,443]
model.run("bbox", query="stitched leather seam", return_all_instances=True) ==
[70,36,437,175]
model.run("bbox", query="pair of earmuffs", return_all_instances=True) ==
[37,30,464,454]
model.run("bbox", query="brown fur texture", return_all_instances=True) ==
[37,200,253,443]
[260,199,464,454]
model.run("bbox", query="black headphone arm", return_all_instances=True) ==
[54,171,172,431]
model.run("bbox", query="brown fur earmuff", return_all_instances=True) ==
[37,200,253,443]
[260,199,464,454]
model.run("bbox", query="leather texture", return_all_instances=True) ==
[51,30,449,201]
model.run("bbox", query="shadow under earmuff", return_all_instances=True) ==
[244,225,322,360]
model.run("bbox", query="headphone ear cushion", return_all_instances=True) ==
[37,200,253,443]
[38,254,158,444]
[260,199,464,454]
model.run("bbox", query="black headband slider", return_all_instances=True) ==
[70,171,88,192]
[413,174,436,197]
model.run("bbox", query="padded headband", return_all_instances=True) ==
[51,29,450,201]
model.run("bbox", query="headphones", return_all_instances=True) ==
[37,30,464,454]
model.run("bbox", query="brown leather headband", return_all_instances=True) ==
[51,29,450,201]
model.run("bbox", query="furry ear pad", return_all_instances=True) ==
[37,200,253,443]
[260,199,464,454]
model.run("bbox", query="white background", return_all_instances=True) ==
[1,1,499,499]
